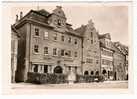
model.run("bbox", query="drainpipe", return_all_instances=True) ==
[81,38,84,75]
[112,50,115,81]
[99,46,102,76]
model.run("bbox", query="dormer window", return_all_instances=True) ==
[61,35,64,42]
[57,19,61,26]
[68,37,71,43]
[74,39,77,44]
[58,11,61,14]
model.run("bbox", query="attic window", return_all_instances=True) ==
[58,11,61,14]
[57,19,61,26]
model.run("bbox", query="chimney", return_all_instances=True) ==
[20,11,23,19]
[16,14,18,22]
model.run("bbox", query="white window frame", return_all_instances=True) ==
[44,31,48,39]
[53,48,57,56]
[44,47,48,55]
[34,45,39,53]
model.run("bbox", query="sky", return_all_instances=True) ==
[10,3,129,46]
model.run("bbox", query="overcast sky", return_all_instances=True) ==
[11,3,129,45]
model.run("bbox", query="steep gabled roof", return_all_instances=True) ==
[113,42,128,55]
[36,9,50,17]
[66,25,83,37]
[75,25,87,36]
[99,33,111,40]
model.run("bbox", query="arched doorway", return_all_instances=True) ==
[95,71,99,76]
[91,71,94,75]
[84,71,89,75]
[54,66,63,74]
[102,69,107,74]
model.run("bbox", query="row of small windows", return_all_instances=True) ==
[54,33,78,44]
[102,59,113,66]
[35,28,78,45]
[101,48,113,57]
[84,71,99,76]
[34,45,78,57]
[32,64,78,74]
[54,19,65,26]
[86,58,99,64]
[106,41,111,47]
[32,64,48,73]
[90,32,94,44]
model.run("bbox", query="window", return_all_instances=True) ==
[91,71,94,75]
[74,52,78,57]
[68,37,71,43]
[44,47,48,55]
[61,49,65,56]
[65,51,68,56]
[44,65,48,73]
[58,11,61,14]
[33,64,38,72]
[34,45,39,53]
[35,28,39,36]
[53,33,57,40]
[102,69,107,74]
[95,71,99,75]
[86,58,93,63]
[54,66,63,74]
[74,39,77,44]
[57,19,61,26]
[91,40,93,44]
[69,66,71,71]
[84,71,89,75]
[91,32,93,38]
[44,31,48,38]
[75,67,77,72]
[68,50,71,57]
[53,48,57,55]
[61,35,64,42]
[96,60,99,64]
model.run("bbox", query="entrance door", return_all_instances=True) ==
[54,66,63,74]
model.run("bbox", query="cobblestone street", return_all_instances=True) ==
[11,81,128,89]
[2,81,128,94]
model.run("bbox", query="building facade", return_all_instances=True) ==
[75,20,101,76]
[12,6,128,82]
[99,33,114,80]
[113,42,128,80]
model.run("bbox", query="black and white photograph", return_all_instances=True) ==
[1,1,133,95]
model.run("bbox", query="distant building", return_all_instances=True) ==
[113,42,128,80]
[75,20,101,76]
[99,33,114,80]
[12,6,128,82]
